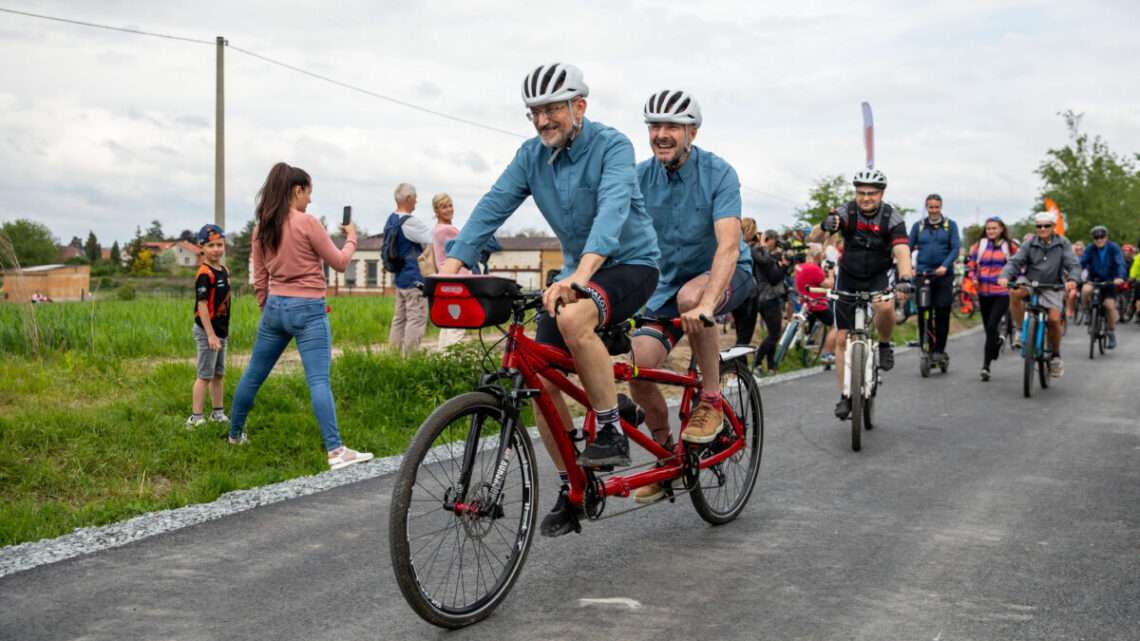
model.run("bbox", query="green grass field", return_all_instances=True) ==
[0,295,439,358]
[0,294,978,548]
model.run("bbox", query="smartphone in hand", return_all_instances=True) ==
[342,206,352,226]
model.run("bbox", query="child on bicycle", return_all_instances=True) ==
[187,224,231,427]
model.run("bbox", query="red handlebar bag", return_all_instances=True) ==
[425,275,520,329]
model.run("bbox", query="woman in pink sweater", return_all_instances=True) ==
[228,162,372,470]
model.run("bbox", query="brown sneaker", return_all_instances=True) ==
[682,402,724,444]
[633,482,665,504]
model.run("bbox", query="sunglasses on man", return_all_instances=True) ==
[1035,224,1054,229]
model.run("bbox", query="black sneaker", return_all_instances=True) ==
[577,423,631,467]
[539,487,582,538]
[878,343,895,371]
[834,396,851,420]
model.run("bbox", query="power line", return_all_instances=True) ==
[0,6,526,139]
[0,7,213,45]
[225,44,526,139]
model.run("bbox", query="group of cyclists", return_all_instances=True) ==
[435,61,1134,538]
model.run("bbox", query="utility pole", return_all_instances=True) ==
[215,36,226,229]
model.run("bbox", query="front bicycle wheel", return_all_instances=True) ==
[801,321,826,367]
[1022,316,1036,398]
[1088,307,1099,360]
[389,392,539,629]
[849,342,865,451]
[773,319,798,370]
[689,358,764,525]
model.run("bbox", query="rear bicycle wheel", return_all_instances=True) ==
[849,342,865,452]
[389,392,538,629]
[689,359,764,525]
[1022,317,1036,398]
[1039,355,1049,389]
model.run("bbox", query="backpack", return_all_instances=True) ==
[382,216,411,273]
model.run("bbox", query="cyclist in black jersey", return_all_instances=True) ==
[820,169,914,420]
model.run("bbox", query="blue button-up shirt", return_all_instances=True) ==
[447,118,660,278]
[637,146,750,311]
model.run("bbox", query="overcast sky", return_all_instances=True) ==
[1,0,1137,247]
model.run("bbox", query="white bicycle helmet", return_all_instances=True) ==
[521,63,589,107]
[643,89,702,127]
[852,168,888,188]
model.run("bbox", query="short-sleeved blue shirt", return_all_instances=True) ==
[447,118,660,279]
[637,146,750,311]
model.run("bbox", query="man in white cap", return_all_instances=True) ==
[998,211,1079,376]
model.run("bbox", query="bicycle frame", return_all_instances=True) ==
[470,315,749,511]
[1020,294,1049,358]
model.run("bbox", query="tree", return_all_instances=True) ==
[178,229,196,243]
[795,175,853,227]
[145,219,165,241]
[961,224,984,250]
[130,249,154,275]
[128,226,145,262]
[67,235,83,249]
[84,231,101,263]
[0,219,58,267]
[795,174,914,227]
[109,241,122,269]
[1037,110,1140,243]
[228,218,256,281]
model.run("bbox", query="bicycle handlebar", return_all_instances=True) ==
[807,287,895,302]
[1006,281,1067,291]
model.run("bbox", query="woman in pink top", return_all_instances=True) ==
[431,193,467,348]
[229,162,373,470]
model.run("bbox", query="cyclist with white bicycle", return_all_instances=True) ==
[1078,225,1127,349]
[438,63,661,537]
[628,89,753,503]
[997,212,1079,377]
[820,169,913,420]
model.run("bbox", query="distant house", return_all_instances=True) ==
[157,241,201,269]
[1,264,91,302]
[56,245,82,263]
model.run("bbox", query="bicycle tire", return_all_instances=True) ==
[390,392,539,629]
[862,369,876,431]
[773,319,798,369]
[801,321,826,367]
[1023,316,1036,398]
[689,358,764,525]
[1088,307,1098,360]
[1039,355,1049,389]
[849,342,864,452]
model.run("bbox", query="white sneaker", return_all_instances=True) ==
[328,446,374,470]
[209,410,229,423]
[186,414,206,428]
[228,433,248,446]
[1049,357,1064,378]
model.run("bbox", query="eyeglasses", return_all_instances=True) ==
[525,102,568,122]
[1035,224,1054,229]
[855,189,882,198]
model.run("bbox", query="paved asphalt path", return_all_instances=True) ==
[3,324,1139,641]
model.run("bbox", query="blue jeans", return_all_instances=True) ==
[230,296,342,451]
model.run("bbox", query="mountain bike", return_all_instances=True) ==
[771,307,830,372]
[1086,281,1110,359]
[812,287,892,451]
[914,272,948,378]
[1117,280,1135,323]
[390,276,764,628]
[1012,282,1065,398]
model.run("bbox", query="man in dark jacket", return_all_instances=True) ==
[1079,225,1127,348]
[908,194,961,365]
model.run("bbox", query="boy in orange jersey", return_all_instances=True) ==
[187,224,231,428]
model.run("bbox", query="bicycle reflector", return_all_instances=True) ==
[425,275,521,328]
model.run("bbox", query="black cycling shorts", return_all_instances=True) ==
[807,306,835,328]
[632,266,754,353]
[1087,282,1118,300]
[534,264,659,353]
[834,271,890,331]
